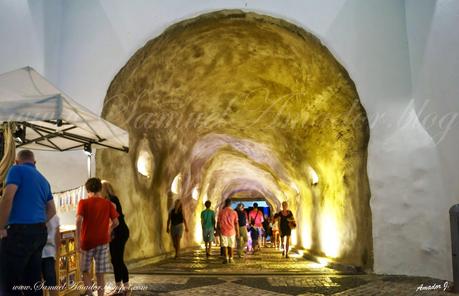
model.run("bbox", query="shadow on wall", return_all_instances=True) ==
[96,9,372,269]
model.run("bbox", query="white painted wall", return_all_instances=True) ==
[399,0,459,280]
[1,0,458,280]
[0,1,45,75]
[406,0,459,207]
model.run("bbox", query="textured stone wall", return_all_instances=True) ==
[96,10,372,269]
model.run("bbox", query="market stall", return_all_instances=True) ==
[0,66,129,294]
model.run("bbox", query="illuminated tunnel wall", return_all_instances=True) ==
[97,10,372,269]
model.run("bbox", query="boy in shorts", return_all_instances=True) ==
[76,178,119,296]
[201,201,216,258]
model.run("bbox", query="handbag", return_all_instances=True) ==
[251,210,259,225]
[287,211,296,229]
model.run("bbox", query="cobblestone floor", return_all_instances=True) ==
[130,245,338,275]
[112,274,455,296]
[83,247,456,295]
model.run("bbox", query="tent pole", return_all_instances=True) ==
[0,129,4,163]
[0,128,4,194]
[87,154,91,178]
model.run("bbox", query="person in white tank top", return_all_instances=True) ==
[42,214,60,296]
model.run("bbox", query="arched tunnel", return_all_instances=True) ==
[97,10,372,270]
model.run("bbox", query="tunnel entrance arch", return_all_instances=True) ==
[97,10,372,270]
[227,190,276,219]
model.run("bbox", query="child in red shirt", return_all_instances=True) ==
[76,178,119,296]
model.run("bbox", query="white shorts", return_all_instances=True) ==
[221,235,236,248]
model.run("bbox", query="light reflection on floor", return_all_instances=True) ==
[130,245,338,275]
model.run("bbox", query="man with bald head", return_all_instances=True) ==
[0,149,56,295]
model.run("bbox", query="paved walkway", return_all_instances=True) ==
[130,245,338,275]
[117,246,456,295]
[111,274,454,296]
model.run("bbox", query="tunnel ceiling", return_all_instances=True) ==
[97,10,372,269]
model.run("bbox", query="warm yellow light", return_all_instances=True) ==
[317,257,329,265]
[194,225,202,244]
[201,183,209,204]
[192,187,199,200]
[171,174,182,194]
[308,262,327,269]
[308,167,319,185]
[202,192,208,204]
[290,181,300,194]
[320,213,340,258]
[136,150,153,177]
[301,224,312,249]
[290,249,304,259]
[308,257,329,269]
[194,207,203,244]
[291,229,297,245]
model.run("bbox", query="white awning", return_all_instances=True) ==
[0,67,129,152]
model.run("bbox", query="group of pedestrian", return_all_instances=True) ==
[195,198,296,263]
[166,198,241,264]
[77,178,131,296]
[0,150,130,296]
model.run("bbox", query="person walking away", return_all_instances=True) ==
[0,149,56,296]
[217,198,239,263]
[102,180,130,295]
[271,213,280,249]
[167,199,189,259]
[248,203,264,248]
[42,214,60,296]
[235,203,248,257]
[247,221,259,254]
[262,215,271,247]
[76,178,119,296]
[278,201,295,258]
[200,201,215,258]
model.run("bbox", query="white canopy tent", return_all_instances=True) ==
[0,67,129,180]
[0,67,128,152]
